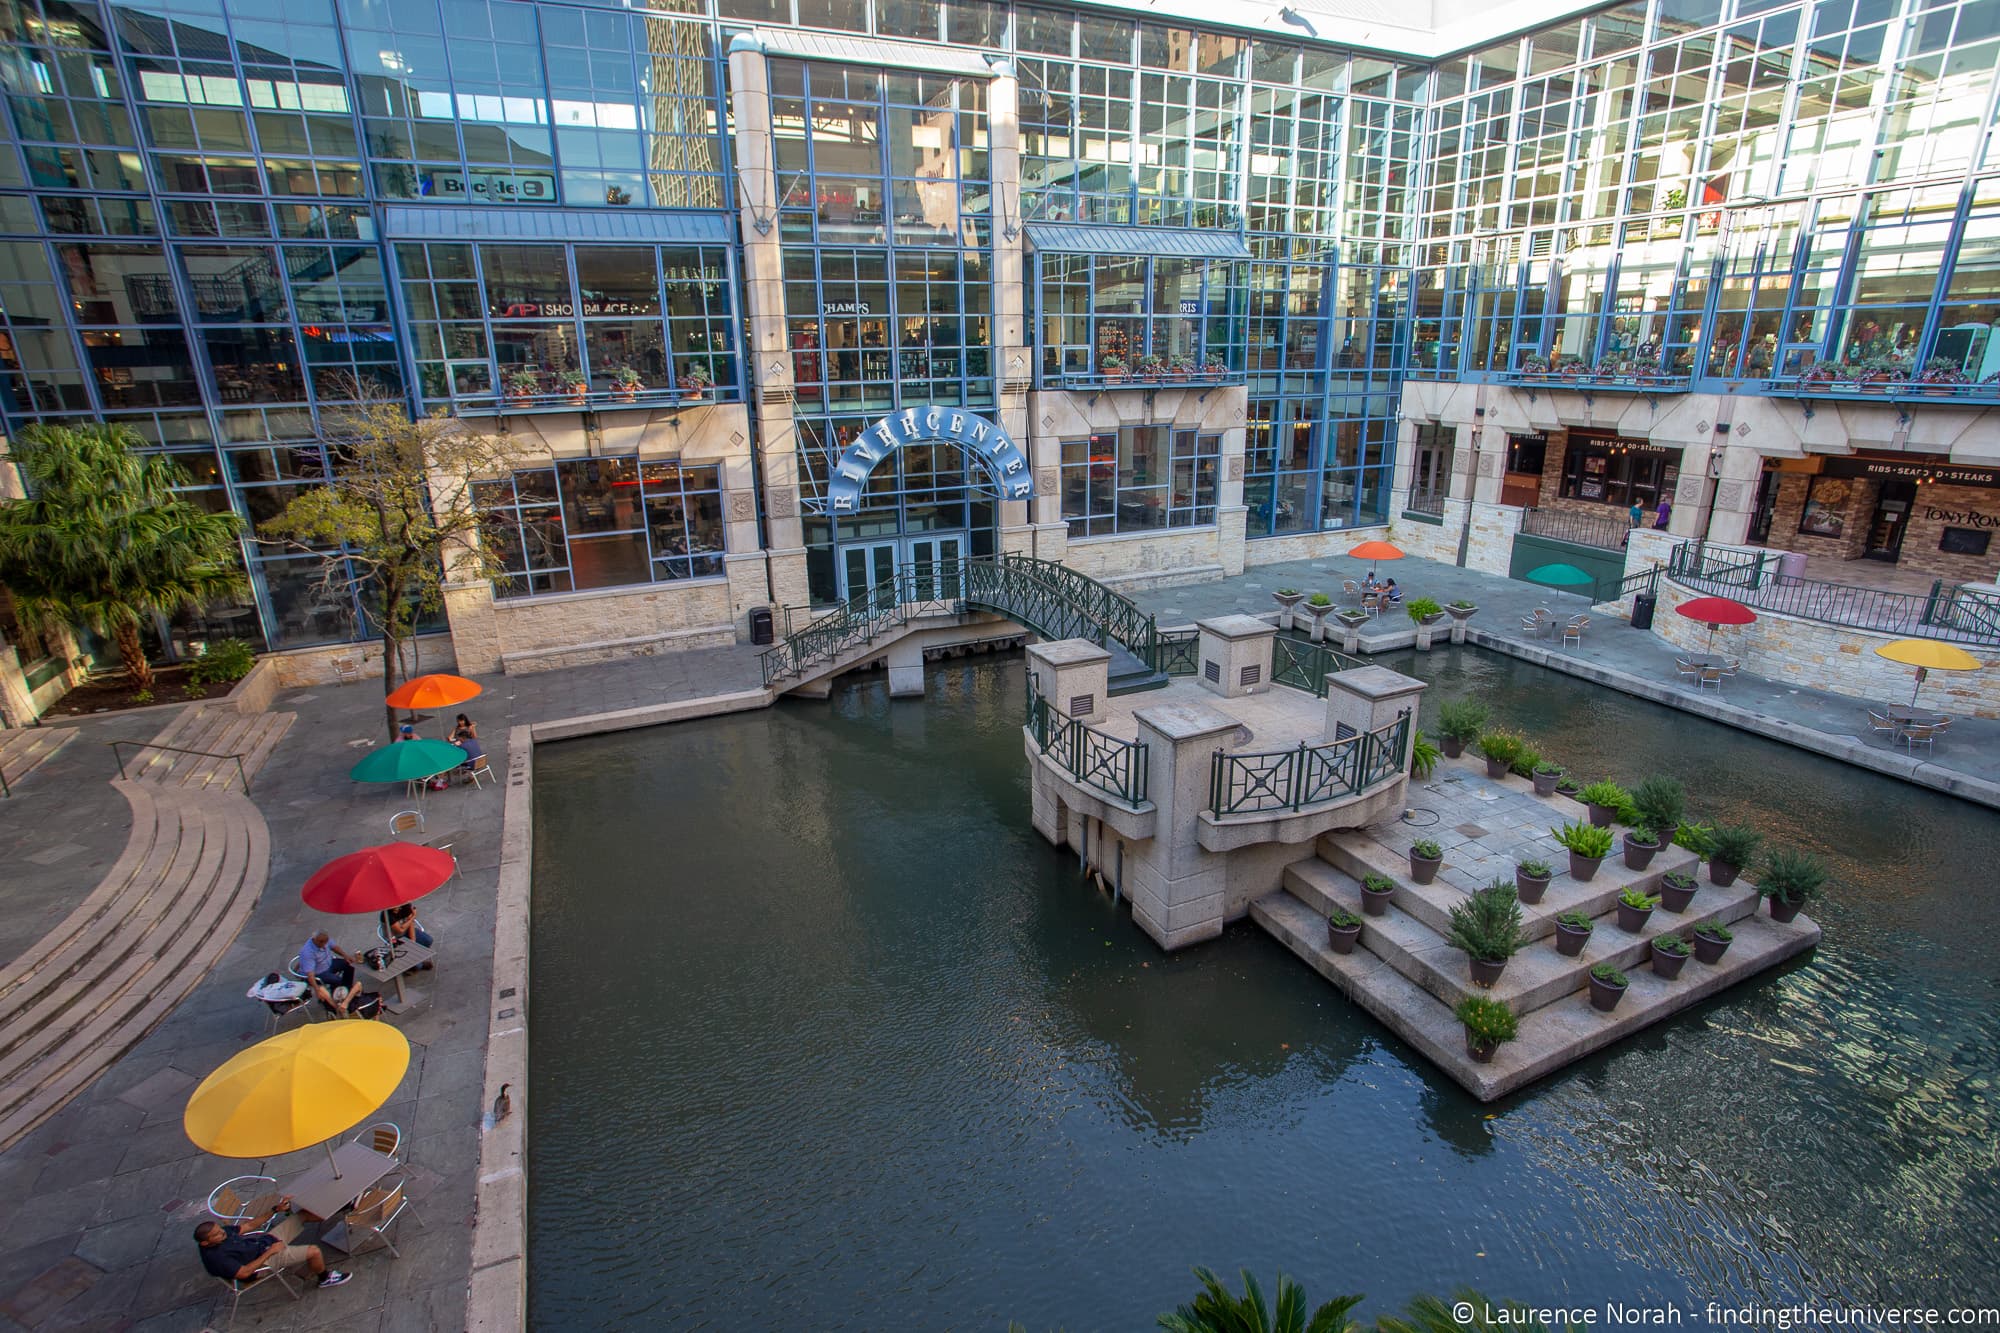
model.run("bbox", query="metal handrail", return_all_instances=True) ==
[1271,636,1366,697]
[107,739,251,793]
[1405,491,1447,516]
[1156,628,1200,676]
[1663,541,2000,647]
[1024,676,1148,806]
[1208,710,1410,816]
[1520,506,1635,552]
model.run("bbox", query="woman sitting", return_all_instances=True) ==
[451,713,485,779]
[384,903,435,970]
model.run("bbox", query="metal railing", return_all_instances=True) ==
[1156,628,1200,676]
[759,555,1162,687]
[1519,506,1636,551]
[1209,709,1410,816]
[1614,566,1662,601]
[108,740,252,793]
[1664,541,2000,647]
[1271,636,1366,697]
[1025,676,1149,806]
[1405,491,1447,516]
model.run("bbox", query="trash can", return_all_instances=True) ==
[1630,592,1657,631]
[1777,551,1808,586]
[749,605,775,645]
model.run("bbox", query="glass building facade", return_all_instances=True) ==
[0,0,1991,658]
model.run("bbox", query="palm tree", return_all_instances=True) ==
[1158,1268,1364,1333]
[0,423,246,691]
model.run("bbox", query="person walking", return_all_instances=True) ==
[1655,496,1672,529]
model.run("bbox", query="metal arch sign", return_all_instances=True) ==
[826,407,1036,514]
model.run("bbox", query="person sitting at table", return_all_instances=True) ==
[310,976,383,1020]
[451,712,485,775]
[195,1198,350,1291]
[385,903,435,970]
[1381,578,1404,604]
[297,931,357,991]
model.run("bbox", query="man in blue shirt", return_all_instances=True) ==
[194,1195,349,1291]
[297,931,358,991]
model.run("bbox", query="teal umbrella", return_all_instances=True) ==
[1525,562,1595,588]
[349,738,466,784]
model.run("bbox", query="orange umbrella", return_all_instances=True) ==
[384,673,482,710]
[1347,539,1405,581]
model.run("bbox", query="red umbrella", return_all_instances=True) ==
[1674,595,1756,650]
[301,843,455,915]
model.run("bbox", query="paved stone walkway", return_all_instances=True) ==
[1128,553,2000,803]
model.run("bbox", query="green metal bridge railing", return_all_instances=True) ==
[1024,674,1149,807]
[1208,709,1410,816]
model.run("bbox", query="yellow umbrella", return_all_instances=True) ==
[1873,638,1983,705]
[185,1024,410,1172]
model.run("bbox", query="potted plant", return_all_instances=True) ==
[1509,745,1543,781]
[503,367,541,402]
[1477,730,1524,780]
[1691,919,1733,964]
[1100,352,1127,381]
[1515,858,1554,904]
[1272,587,1304,630]
[1360,872,1397,916]
[1135,353,1165,381]
[1623,823,1663,871]
[1674,820,1714,858]
[1588,963,1629,1013]
[1411,730,1440,780]
[1615,885,1659,932]
[1706,824,1761,887]
[1456,995,1518,1064]
[1519,354,1550,378]
[1658,869,1698,914]
[1435,698,1487,759]
[1445,598,1478,621]
[678,363,712,399]
[1577,780,1629,828]
[1405,596,1445,627]
[1407,839,1443,885]
[1303,592,1336,641]
[1531,761,1564,797]
[1917,357,1969,394]
[1555,776,1582,799]
[1650,932,1691,980]
[1167,354,1194,381]
[1556,357,1588,380]
[1758,847,1827,923]
[1326,908,1364,954]
[1554,910,1593,957]
[1631,776,1685,844]
[609,365,643,400]
[559,368,588,402]
[1553,821,1614,881]
[1448,881,1523,988]
[1202,358,1227,379]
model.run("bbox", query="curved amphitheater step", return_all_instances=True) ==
[0,725,74,791]
[121,702,295,790]
[0,777,270,1150]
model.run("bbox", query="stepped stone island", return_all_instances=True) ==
[1021,625,1820,1101]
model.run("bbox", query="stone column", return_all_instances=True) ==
[1322,664,1426,769]
[1193,614,1276,697]
[428,454,503,675]
[1669,441,1715,538]
[1703,438,1765,545]
[0,641,34,727]
[1130,699,1241,950]
[987,60,1039,555]
[1025,639,1110,723]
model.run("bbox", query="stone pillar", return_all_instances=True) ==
[1322,664,1426,770]
[1194,614,1276,698]
[1449,421,1480,501]
[1670,442,1715,538]
[429,455,503,675]
[987,61,1039,556]
[1131,699,1240,950]
[1025,639,1110,723]
[1463,500,1521,576]
[1703,438,1765,545]
[884,633,926,698]
[0,641,34,727]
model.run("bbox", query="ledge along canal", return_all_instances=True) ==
[528,648,1999,1329]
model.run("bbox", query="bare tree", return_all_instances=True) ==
[261,379,523,739]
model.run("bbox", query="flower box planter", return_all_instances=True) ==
[1444,604,1478,622]
[1272,591,1304,631]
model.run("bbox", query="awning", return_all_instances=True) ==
[743,29,998,77]
[1024,222,1250,259]
[380,206,736,245]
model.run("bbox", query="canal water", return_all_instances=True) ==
[528,649,1999,1330]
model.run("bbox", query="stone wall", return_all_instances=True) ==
[1769,472,1871,560]
[492,578,738,672]
[1241,523,1391,567]
[1388,505,1462,565]
[265,633,459,688]
[1062,526,1225,592]
[1464,502,1522,576]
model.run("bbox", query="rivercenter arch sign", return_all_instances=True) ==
[826,407,1035,514]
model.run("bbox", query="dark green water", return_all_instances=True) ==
[528,650,2000,1330]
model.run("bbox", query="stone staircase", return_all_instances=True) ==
[0,779,270,1149]
[120,703,295,789]
[1250,758,1821,1100]
[0,725,74,793]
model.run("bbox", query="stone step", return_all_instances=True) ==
[1282,855,1763,1017]
[0,789,268,1150]
[1251,887,1822,1101]
[124,706,295,790]
[0,726,75,789]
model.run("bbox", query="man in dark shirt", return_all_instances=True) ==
[194,1194,349,1290]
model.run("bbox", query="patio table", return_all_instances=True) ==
[283,1144,398,1224]
[1882,705,1946,725]
[359,940,433,1013]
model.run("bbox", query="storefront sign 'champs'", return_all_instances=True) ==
[827,408,1035,514]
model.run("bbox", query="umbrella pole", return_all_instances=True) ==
[1911,667,1926,707]
[326,1138,342,1178]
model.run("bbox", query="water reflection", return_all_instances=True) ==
[529,653,1999,1329]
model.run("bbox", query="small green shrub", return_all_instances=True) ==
[1556,910,1594,932]
[1405,596,1444,623]
[1694,920,1733,942]
[1576,779,1630,811]
[1276,587,1300,597]
[1662,870,1697,891]
[1551,821,1613,858]
[1307,592,1333,607]
[1517,859,1554,879]
[1618,885,1660,910]
[1411,730,1440,779]
[1555,777,1582,795]
[1476,730,1525,766]
[1450,598,1475,609]
[1436,698,1488,744]
[1326,908,1362,929]
[187,638,257,686]
[1653,932,1689,956]
[1758,847,1828,903]
[1455,995,1519,1044]
[1708,824,1763,867]
[1447,881,1524,963]
[1533,760,1563,777]
[1510,745,1542,779]
[1627,823,1662,846]
[1590,963,1629,986]
[1631,775,1686,837]
[1410,838,1443,861]
[1362,873,1395,893]
[131,687,154,705]
[1674,820,1715,855]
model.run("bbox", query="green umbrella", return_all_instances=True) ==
[349,738,467,784]
[1525,562,1595,587]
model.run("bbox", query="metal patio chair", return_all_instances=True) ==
[342,1176,419,1260]
[213,1262,302,1327]
[1561,614,1589,648]
[390,809,425,839]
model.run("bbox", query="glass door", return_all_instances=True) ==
[839,540,899,605]
[907,533,965,601]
